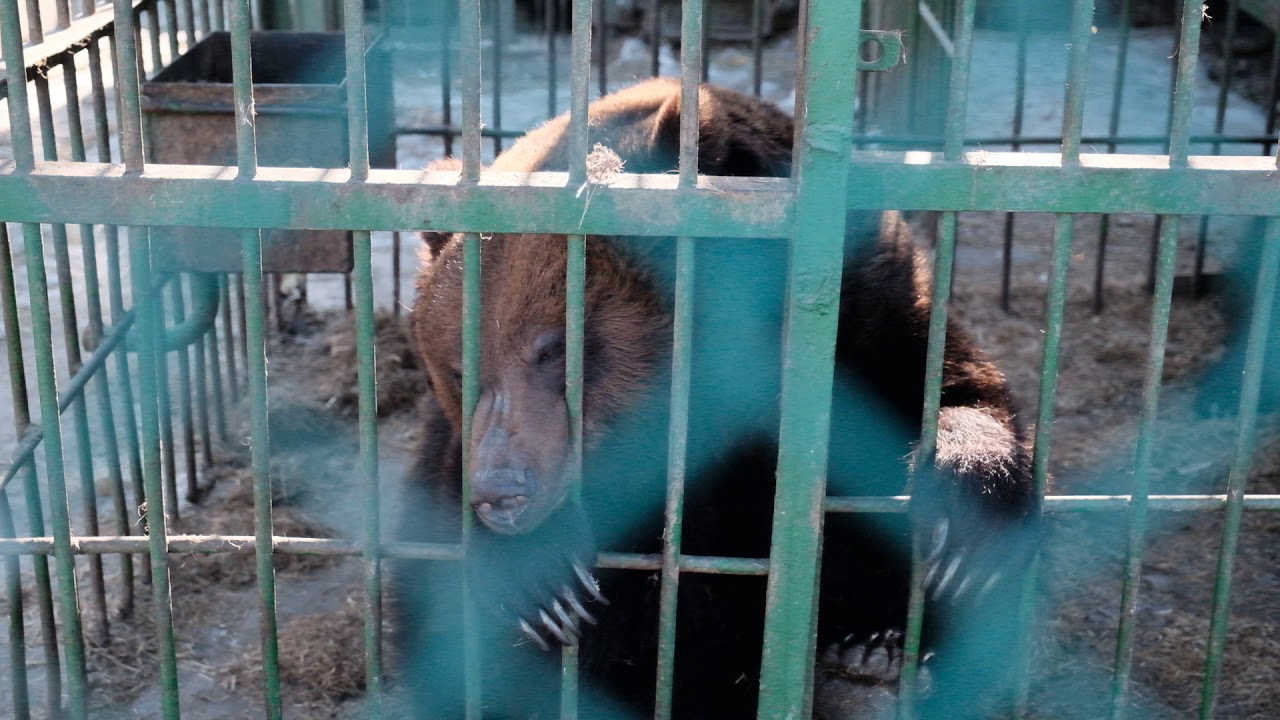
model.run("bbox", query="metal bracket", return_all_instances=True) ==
[856,30,905,72]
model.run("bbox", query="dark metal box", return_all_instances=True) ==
[143,31,395,273]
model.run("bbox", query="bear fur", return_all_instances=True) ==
[395,78,1039,719]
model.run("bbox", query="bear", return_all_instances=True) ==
[394,78,1039,719]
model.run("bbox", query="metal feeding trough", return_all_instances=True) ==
[143,31,394,273]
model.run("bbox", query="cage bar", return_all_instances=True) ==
[678,0,702,186]
[1093,0,1134,313]
[1108,212,1180,719]
[459,0,482,180]
[169,282,200,503]
[460,229,482,719]
[1199,216,1280,717]
[35,69,114,647]
[757,0,861,717]
[654,234,693,720]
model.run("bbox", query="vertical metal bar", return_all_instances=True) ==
[213,0,225,29]
[567,0,591,182]
[1108,214,1180,719]
[341,0,383,712]
[22,0,43,43]
[0,221,62,713]
[1000,0,1029,312]
[156,299,180,523]
[228,0,282,714]
[162,0,180,63]
[441,0,455,156]
[1092,0,1132,314]
[4,3,36,170]
[115,0,182,713]
[941,0,977,160]
[205,313,230,442]
[1193,0,1241,297]
[460,230,482,720]
[170,280,200,501]
[751,0,763,96]
[221,276,241,402]
[460,0,483,180]
[237,274,248,389]
[654,235,693,720]
[559,0,593,708]
[23,223,91,710]
[0,19,90,693]
[181,0,196,43]
[115,4,147,171]
[131,229,186,720]
[1263,23,1280,157]
[655,14,703,712]
[900,1,978,713]
[490,0,504,154]
[94,34,150,578]
[678,0,702,187]
[144,4,164,74]
[353,225,385,717]
[1059,0,1094,165]
[547,0,558,117]
[648,0,659,78]
[0,487,29,720]
[55,0,70,28]
[560,233,586,720]
[593,0,606,95]
[36,66,113,647]
[1200,216,1280,718]
[1015,3,1097,714]
[193,330,214,467]
[393,232,403,315]
[342,0,370,179]
[758,0,861,717]
[63,50,136,618]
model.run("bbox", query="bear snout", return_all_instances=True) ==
[471,470,532,530]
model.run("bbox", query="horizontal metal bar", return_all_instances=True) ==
[2,151,1279,231]
[824,494,1280,513]
[0,163,794,237]
[846,150,1280,215]
[0,0,149,101]
[852,134,1280,149]
[0,536,768,574]
[397,124,526,140]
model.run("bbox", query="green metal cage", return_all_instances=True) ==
[0,0,1278,718]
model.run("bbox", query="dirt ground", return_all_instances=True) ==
[3,15,1279,720]
[43,203,1274,720]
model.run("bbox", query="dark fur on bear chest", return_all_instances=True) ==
[396,78,1038,719]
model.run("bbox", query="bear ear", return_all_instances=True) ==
[422,157,466,260]
[647,91,685,169]
[421,230,456,260]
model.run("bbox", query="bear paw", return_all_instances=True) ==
[812,630,932,720]
[514,560,609,651]
[465,500,608,651]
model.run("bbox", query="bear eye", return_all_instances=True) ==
[531,330,565,366]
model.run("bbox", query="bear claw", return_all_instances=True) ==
[519,618,552,651]
[573,561,609,605]
[561,585,598,625]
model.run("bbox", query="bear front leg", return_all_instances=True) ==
[911,405,1038,609]
[465,499,608,650]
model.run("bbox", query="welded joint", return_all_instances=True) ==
[856,30,904,72]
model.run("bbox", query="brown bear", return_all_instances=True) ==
[395,78,1038,719]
